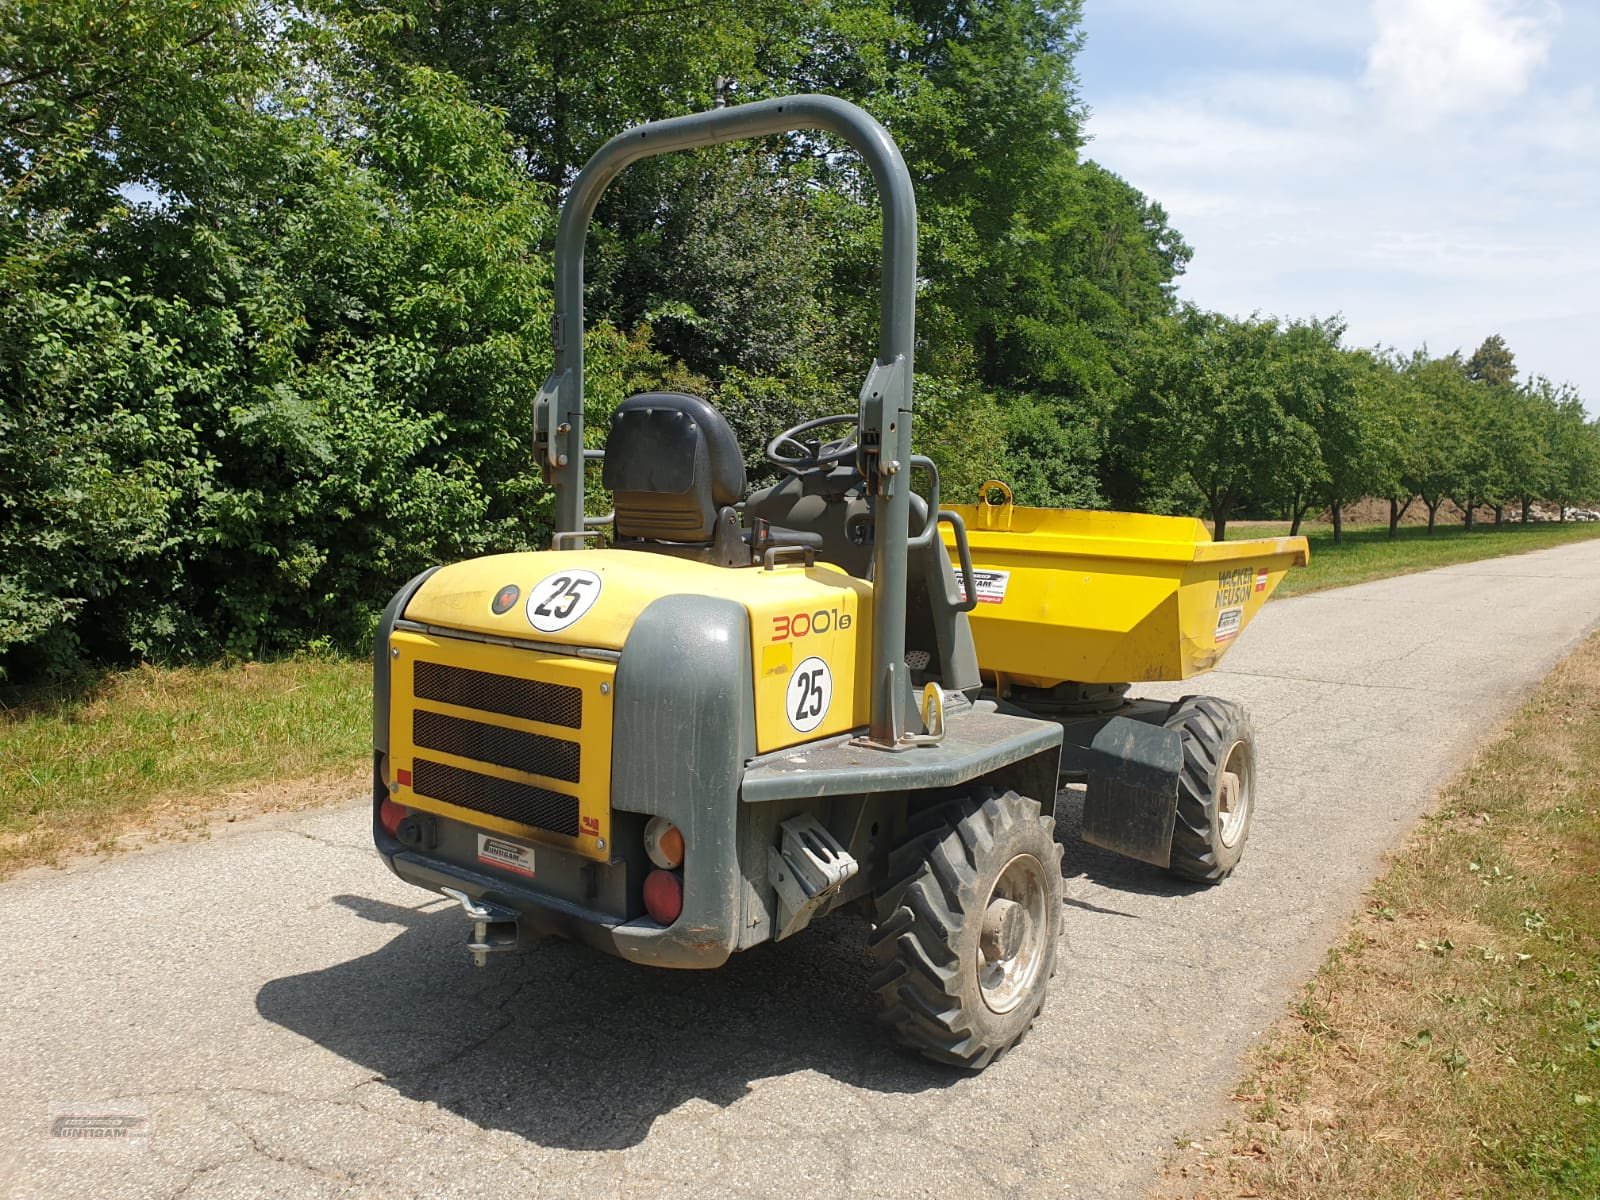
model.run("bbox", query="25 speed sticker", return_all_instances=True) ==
[786,656,833,733]
[525,568,602,633]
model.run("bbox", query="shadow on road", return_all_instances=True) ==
[256,894,958,1151]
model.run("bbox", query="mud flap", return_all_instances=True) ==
[1072,716,1183,868]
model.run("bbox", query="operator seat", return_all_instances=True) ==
[602,392,747,558]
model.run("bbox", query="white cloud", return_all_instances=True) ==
[1363,0,1556,129]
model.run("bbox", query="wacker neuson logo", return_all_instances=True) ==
[49,1102,150,1152]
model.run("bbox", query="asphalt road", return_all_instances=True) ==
[6,538,1600,1200]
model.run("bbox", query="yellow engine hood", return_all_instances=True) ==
[404,548,761,652]
[401,548,875,753]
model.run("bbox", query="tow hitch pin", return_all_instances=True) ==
[441,887,495,967]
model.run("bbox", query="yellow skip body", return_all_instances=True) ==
[942,486,1310,688]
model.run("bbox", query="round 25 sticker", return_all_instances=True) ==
[525,569,603,633]
[786,656,832,733]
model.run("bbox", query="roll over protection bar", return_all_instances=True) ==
[535,95,921,747]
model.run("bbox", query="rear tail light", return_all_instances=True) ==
[643,816,684,869]
[379,798,408,837]
[643,869,683,925]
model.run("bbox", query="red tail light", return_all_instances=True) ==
[643,869,683,925]
[379,798,408,837]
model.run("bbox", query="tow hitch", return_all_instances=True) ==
[440,888,519,967]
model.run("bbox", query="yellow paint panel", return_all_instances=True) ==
[743,566,874,753]
[387,629,615,861]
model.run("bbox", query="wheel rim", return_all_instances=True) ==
[1216,739,1250,849]
[976,853,1050,1015]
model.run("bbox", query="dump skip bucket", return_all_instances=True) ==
[941,483,1309,687]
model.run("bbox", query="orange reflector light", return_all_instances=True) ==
[379,798,407,837]
[643,869,683,925]
[643,816,685,870]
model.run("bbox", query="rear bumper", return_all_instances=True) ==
[372,790,736,969]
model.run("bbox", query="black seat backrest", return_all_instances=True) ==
[602,392,746,543]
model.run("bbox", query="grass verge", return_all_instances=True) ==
[0,656,370,880]
[1155,631,1600,1199]
[1242,520,1600,598]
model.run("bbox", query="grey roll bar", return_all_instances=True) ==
[533,94,919,748]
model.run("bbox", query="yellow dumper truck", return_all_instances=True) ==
[369,95,1307,1069]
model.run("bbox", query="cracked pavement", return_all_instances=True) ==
[5,538,1600,1199]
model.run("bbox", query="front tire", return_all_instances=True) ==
[869,790,1064,1069]
[1164,696,1255,882]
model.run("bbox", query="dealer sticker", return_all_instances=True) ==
[955,568,1011,605]
[1215,606,1244,643]
[477,833,535,877]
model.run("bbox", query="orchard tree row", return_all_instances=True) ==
[1114,321,1599,542]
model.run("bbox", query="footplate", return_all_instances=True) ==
[766,815,859,941]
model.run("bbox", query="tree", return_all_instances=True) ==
[1465,334,1517,389]
[1263,317,1391,545]
[1,0,560,677]
[997,392,1103,510]
[1314,344,1402,544]
[1482,382,1547,525]
[1120,309,1318,541]
[1400,355,1466,534]
[1543,384,1600,518]
[373,0,1187,409]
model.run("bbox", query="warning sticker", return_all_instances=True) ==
[477,833,535,877]
[1254,567,1269,593]
[955,569,1011,605]
[1215,606,1244,643]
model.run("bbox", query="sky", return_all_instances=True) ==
[1076,0,1598,413]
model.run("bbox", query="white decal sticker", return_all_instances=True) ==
[955,568,1011,605]
[477,833,536,877]
[786,656,833,734]
[1215,606,1244,643]
[525,568,603,633]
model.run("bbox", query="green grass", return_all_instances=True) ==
[1248,519,1600,597]
[0,656,370,877]
[1158,633,1600,1200]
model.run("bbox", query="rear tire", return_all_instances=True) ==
[869,790,1063,1069]
[1164,696,1255,882]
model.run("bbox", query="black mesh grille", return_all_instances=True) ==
[413,661,582,728]
[412,759,580,837]
[413,710,580,783]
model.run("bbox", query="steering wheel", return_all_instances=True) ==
[765,413,859,476]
